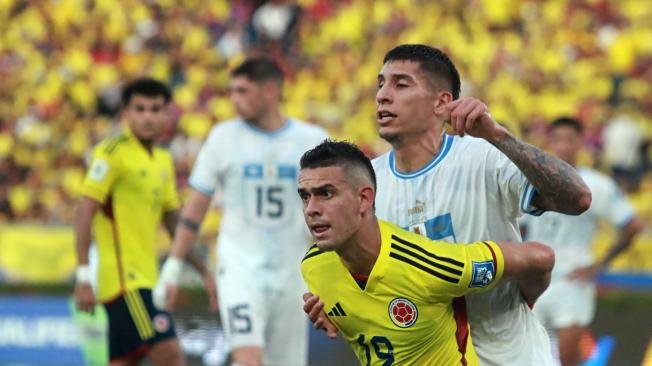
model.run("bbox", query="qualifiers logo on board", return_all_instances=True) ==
[388,298,418,328]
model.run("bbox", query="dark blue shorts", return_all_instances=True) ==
[103,288,176,361]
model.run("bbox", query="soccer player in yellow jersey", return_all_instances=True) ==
[298,140,556,365]
[73,78,216,366]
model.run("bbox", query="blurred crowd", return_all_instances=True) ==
[0,0,651,226]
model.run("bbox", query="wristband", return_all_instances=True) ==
[159,256,183,286]
[76,265,92,284]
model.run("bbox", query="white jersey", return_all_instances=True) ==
[373,134,553,366]
[189,118,328,290]
[521,167,635,277]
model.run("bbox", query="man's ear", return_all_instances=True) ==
[433,90,453,114]
[358,185,376,214]
[262,81,281,102]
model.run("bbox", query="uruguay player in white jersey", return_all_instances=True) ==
[304,45,592,366]
[521,117,643,366]
[157,58,328,366]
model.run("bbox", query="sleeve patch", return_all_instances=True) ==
[469,261,495,288]
[88,159,109,181]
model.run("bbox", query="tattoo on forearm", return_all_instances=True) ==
[179,217,200,232]
[491,133,590,214]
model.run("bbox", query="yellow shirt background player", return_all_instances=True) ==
[302,220,504,365]
[73,78,217,365]
[79,127,179,301]
[297,140,556,366]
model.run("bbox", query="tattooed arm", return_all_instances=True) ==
[443,97,592,215]
[490,131,592,215]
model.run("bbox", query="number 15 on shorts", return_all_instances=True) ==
[228,304,252,334]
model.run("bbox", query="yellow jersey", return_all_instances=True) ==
[301,220,505,366]
[80,129,179,302]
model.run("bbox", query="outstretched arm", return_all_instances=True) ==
[444,98,592,215]
[498,241,555,306]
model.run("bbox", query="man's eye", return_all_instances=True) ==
[322,190,333,198]
[397,83,408,88]
[135,105,145,112]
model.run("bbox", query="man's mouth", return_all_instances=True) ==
[377,111,397,125]
[311,224,331,235]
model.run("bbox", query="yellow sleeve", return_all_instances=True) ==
[428,240,504,299]
[162,153,180,211]
[79,144,122,204]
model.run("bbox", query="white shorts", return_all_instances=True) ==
[533,276,596,329]
[217,265,308,366]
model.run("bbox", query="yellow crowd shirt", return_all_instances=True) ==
[301,220,505,366]
[79,129,179,302]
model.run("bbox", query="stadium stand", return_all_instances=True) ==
[0,0,650,272]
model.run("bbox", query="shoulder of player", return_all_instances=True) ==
[152,145,174,162]
[287,119,328,138]
[382,222,466,283]
[200,118,244,145]
[371,151,390,170]
[448,135,497,157]
[96,133,130,155]
[301,244,336,271]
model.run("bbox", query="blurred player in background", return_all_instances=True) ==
[521,117,643,366]
[74,78,216,366]
[304,44,592,365]
[299,140,555,365]
[157,58,329,366]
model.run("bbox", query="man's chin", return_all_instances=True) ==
[379,130,401,145]
[315,240,337,252]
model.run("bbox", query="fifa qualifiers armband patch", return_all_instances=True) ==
[469,261,496,288]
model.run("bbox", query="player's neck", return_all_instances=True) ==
[392,127,445,173]
[337,217,382,276]
[249,109,286,132]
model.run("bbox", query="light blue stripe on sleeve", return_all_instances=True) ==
[189,177,215,196]
[520,182,542,215]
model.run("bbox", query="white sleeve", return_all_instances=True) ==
[188,127,224,196]
[596,178,636,228]
[488,145,543,217]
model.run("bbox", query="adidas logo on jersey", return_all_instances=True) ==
[327,302,347,317]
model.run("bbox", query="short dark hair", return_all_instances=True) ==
[383,44,461,99]
[549,117,583,134]
[121,78,171,106]
[300,139,377,192]
[231,58,284,85]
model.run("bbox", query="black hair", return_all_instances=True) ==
[230,58,284,85]
[549,117,584,134]
[300,139,377,192]
[121,78,171,106]
[383,44,461,100]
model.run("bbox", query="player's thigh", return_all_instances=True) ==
[217,271,267,351]
[545,279,596,329]
[106,289,179,364]
[263,288,308,366]
[147,338,185,366]
[104,293,151,364]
